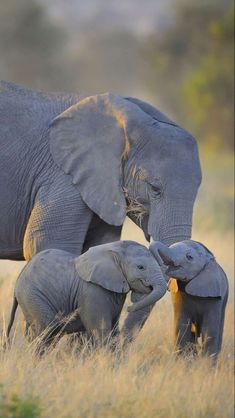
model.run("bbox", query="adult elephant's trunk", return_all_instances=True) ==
[127,272,167,312]
[147,200,193,245]
[159,225,192,246]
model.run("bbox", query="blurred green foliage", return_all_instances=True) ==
[0,0,233,151]
[0,0,234,150]
[194,149,234,231]
[146,0,234,150]
[0,0,68,90]
[0,385,41,418]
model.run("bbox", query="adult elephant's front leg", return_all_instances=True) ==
[23,178,93,259]
[82,214,122,253]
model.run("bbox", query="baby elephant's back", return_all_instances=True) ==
[15,249,75,312]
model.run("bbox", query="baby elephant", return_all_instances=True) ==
[150,240,228,360]
[7,240,167,353]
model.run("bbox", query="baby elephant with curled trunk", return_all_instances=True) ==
[150,240,228,360]
[7,241,167,354]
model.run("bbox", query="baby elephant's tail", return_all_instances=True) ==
[6,296,18,343]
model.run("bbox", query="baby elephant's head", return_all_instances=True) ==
[150,240,213,281]
[75,241,167,312]
[150,240,225,298]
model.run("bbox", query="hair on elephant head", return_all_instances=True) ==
[49,93,201,244]
[75,240,167,312]
[150,240,227,298]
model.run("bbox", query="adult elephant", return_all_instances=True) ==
[0,81,201,336]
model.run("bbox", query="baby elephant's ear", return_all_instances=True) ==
[75,249,130,294]
[185,259,227,298]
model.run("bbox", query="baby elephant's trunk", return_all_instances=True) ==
[149,241,175,266]
[128,273,167,312]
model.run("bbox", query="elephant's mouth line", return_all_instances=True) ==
[165,265,181,275]
[138,280,153,293]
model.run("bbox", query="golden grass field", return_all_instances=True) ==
[0,150,234,418]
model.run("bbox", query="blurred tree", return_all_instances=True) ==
[0,0,69,90]
[145,0,234,150]
[68,29,149,97]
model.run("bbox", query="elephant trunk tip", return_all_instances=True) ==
[127,281,167,312]
[150,241,176,265]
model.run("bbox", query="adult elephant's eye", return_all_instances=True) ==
[186,253,193,261]
[150,184,162,197]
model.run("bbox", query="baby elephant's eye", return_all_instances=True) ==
[137,265,145,270]
[186,253,193,261]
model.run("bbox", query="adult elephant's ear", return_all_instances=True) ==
[49,93,141,225]
[185,260,227,298]
[75,246,130,293]
[125,97,178,126]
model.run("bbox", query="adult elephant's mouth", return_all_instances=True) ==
[138,215,151,242]
[145,232,151,242]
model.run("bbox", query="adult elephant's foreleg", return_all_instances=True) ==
[82,214,122,253]
[23,184,93,259]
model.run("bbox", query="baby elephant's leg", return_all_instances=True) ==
[20,299,63,355]
[23,320,38,342]
[174,311,197,355]
[80,310,113,348]
[172,293,197,355]
[201,306,224,361]
[61,311,85,334]
[216,302,227,356]
[34,320,63,357]
[90,319,113,348]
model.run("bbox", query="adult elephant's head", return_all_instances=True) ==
[49,94,201,245]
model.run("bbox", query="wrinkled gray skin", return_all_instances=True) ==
[7,241,167,354]
[0,81,201,336]
[150,240,229,360]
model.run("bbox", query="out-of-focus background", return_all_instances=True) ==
[0,0,233,148]
[0,0,234,277]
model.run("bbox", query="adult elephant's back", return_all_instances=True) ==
[0,81,81,259]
